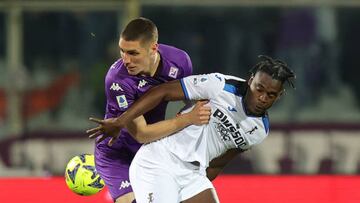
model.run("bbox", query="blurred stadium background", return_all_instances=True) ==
[0,0,360,202]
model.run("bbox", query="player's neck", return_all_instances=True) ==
[149,52,160,77]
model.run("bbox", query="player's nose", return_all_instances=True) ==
[258,94,268,104]
[122,53,131,63]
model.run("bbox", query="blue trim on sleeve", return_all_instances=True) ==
[224,84,236,94]
[180,79,190,100]
[223,84,241,96]
[262,116,270,133]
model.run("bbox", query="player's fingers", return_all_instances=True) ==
[198,105,211,112]
[199,105,211,110]
[201,118,210,124]
[86,126,102,134]
[89,117,105,124]
[199,110,211,116]
[200,115,210,120]
[201,121,209,124]
[96,134,109,143]
[108,137,116,146]
[202,107,212,112]
[194,100,205,108]
[196,100,207,107]
[199,100,210,105]
[202,105,211,109]
[88,131,103,139]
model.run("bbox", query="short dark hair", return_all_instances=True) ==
[120,17,158,45]
[250,55,296,88]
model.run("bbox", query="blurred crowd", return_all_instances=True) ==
[0,6,360,175]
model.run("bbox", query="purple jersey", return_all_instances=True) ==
[95,44,192,200]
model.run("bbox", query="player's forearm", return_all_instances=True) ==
[116,80,185,127]
[135,113,193,143]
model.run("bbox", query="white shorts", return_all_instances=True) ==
[129,141,216,203]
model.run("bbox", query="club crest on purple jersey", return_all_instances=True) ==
[168,66,179,78]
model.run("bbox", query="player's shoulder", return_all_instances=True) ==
[106,59,124,77]
[185,73,227,86]
[186,73,248,98]
[223,74,246,83]
[202,73,246,85]
[203,73,244,80]
[182,73,227,93]
[157,44,193,78]
[158,44,191,65]
[105,59,136,91]
[214,73,247,97]
[106,59,131,81]
[158,43,190,58]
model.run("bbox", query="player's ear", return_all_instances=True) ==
[276,89,285,101]
[247,76,254,86]
[151,42,158,53]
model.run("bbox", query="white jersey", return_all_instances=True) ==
[158,73,270,172]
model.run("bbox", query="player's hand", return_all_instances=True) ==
[188,100,211,126]
[86,117,125,146]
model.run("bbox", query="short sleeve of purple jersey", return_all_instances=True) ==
[182,52,193,77]
[104,73,135,119]
[157,44,193,79]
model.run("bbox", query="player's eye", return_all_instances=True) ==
[256,87,263,92]
[129,52,139,56]
[267,93,276,100]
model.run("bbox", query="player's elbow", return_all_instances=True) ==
[132,133,147,144]
[132,130,152,144]
[206,167,222,181]
[127,125,150,144]
[137,137,148,144]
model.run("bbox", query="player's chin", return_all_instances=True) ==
[127,69,139,75]
[254,106,266,115]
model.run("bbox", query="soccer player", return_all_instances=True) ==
[88,55,295,203]
[88,17,195,203]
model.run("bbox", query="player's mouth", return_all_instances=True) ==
[127,66,136,71]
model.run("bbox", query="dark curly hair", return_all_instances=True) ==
[250,55,296,89]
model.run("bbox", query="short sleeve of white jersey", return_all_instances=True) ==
[241,116,270,150]
[243,130,268,149]
[180,73,225,100]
